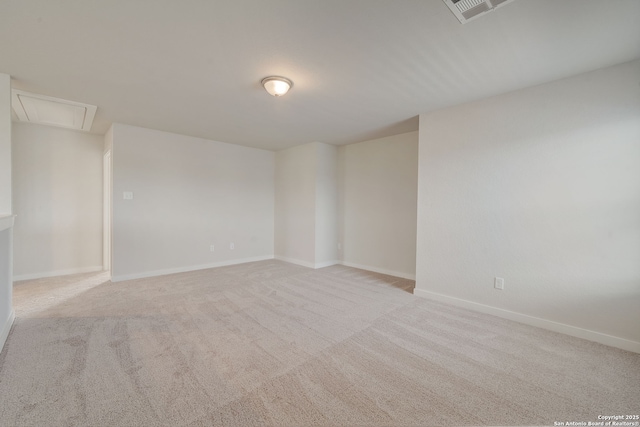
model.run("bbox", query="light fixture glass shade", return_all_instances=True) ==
[261,76,293,96]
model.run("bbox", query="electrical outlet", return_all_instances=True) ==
[494,277,505,290]
[210,245,215,252]
[123,191,133,200]
[230,242,234,250]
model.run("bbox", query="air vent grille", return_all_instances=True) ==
[462,2,490,20]
[452,0,485,13]
[444,0,516,24]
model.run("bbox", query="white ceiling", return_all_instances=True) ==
[1,0,639,151]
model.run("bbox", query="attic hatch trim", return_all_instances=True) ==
[11,89,97,132]
[444,0,516,24]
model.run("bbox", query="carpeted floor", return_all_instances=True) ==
[0,260,638,426]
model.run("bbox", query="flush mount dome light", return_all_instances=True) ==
[261,76,293,97]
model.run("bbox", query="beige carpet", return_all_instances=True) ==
[0,260,638,426]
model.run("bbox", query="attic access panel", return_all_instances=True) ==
[444,0,516,23]
[11,90,97,132]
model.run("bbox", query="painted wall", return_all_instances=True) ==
[314,143,338,267]
[0,73,13,352]
[103,125,113,272]
[0,74,10,215]
[274,142,338,268]
[274,143,317,267]
[111,124,274,281]
[415,60,640,351]
[339,131,418,279]
[12,123,104,280]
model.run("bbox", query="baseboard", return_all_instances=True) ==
[111,255,274,282]
[13,265,104,282]
[314,260,339,269]
[339,261,416,280]
[274,256,315,269]
[273,256,338,269]
[413,288,640,354]
[0,310,15,354]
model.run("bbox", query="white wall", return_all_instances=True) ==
[0,73,10,215]
[315,143,338,267]
[274,143,317,267]
[415,60,640,352]
[111,124,274,281]
[103,125,113,272]
[339,131,418,279]
[12,123,104,280]
[275,142,338,268]
[0,73,13,353]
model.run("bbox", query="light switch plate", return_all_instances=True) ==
[123,192,134,200]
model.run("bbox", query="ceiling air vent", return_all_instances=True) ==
[11,90,97,132]
[443,0,516,24]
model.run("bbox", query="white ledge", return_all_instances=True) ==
[0,215,15,232]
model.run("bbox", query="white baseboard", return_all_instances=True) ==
[0,310,15,354]
[314,260,339,269]
[274,256,338,269]
[339,261,416,280]
[13,265,104,282]
[274,256,315,269]
[413,288,640,354]
[111,255,274,282]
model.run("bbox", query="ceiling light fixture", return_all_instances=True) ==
[261,76,293,97]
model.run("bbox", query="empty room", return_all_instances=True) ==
[1,1,639,426]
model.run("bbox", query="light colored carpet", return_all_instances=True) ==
[0,260,638,426]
